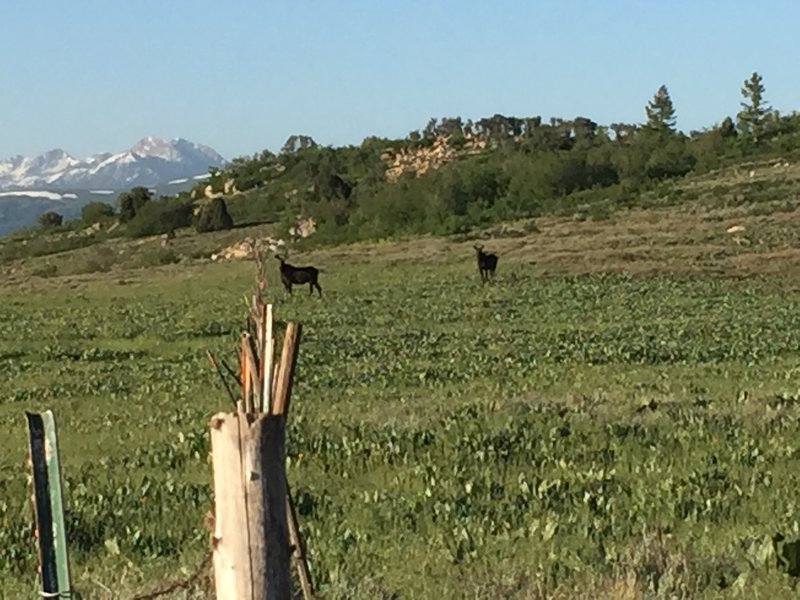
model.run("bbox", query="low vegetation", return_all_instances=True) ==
[2,196,800,597]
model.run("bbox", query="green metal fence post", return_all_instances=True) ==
[26,410,72,598]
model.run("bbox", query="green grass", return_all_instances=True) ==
[2,256,800,598]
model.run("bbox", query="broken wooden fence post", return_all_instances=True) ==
[210,318,307,600]
[25,410,72,598]
[210,413,291,600]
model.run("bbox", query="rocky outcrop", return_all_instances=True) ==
[197,177,239,200]
[211,236,286,261]
[381,134,488,182]
[288,216,316,239]
[223,179,238,195]
[726,224,750,246]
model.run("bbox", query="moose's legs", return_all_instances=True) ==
[305,280,323,296]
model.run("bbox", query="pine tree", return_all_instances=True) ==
[117,186,152,223]
[718,116,737,138]
[645,85,677,133]
[737,72,771,142]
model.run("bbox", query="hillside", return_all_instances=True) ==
[0,179,205,238]
[2,152,799,284]
[175,106,800,250]
[5,95,800,259]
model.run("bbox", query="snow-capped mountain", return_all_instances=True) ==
[0,136,226,191]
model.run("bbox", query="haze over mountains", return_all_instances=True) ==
[0,136,226,191]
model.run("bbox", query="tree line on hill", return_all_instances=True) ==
[37,71,798,243]
[38,186,235,237]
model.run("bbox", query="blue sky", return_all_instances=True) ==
[2,1,798,160]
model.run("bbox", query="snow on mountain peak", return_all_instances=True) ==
[130,135,173,157]
[30,149,80,174]
[0,137,226,191]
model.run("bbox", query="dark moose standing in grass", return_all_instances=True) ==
[277,255,323,296]
[474,245,498,282]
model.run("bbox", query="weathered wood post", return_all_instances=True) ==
[210,412,290,599]
[25,410,72,598]
[246,414,291,596]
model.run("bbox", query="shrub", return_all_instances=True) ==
[194,198,234,233]
[134,249,180,268]
[125,198,193,238]
[38,211,63,228]
[224,191,281,226]
[64,246,118,275]
[81,201,115,223]
[117,187,152,223]
[31,263,58,278]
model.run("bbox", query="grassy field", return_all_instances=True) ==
[3,196,800,598]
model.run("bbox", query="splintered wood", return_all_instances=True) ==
[210,414,253,599]
[240,267,277,414]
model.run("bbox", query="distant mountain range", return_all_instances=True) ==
[0,136,226,191]
[0,136,227,236]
